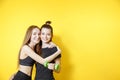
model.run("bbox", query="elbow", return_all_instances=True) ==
[57,50,61,55]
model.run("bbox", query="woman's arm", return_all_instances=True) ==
[22,45,61,65]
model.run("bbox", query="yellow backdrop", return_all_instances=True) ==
[0,0,120,80]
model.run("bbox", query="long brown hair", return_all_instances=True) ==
[17,25,40,68]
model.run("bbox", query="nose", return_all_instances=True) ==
[45,35,47,38]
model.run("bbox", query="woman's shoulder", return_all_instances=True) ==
[22,45,28,48]
[21,45,30,51]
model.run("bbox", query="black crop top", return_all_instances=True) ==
[20,56,35,66]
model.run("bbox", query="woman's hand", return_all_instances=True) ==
[48,63,55,70]
[56,46,61,53]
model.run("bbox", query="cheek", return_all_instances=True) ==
[31,35,34,39]
[48,36,52,39]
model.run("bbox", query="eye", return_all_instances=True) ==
[33,32,36,35]
[41,32,45,35]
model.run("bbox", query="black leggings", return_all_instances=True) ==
[13,71,31,80]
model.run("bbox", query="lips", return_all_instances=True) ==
[41,38,48,42]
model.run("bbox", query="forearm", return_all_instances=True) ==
[33,50,61,64]
[54,58,61,73]
[43,50,61,62]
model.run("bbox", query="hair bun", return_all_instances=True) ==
[45,21,51,25]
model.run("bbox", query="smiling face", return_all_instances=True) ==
[30,28,41,44]
[40,28,52,43]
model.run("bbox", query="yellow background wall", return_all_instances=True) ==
[0,0,120,80]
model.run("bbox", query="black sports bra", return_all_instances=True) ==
[20,56,35,66]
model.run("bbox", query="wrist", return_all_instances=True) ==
[44,61,49,68]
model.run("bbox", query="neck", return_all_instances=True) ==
[42,42,50,48]
[28,42,36,50]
